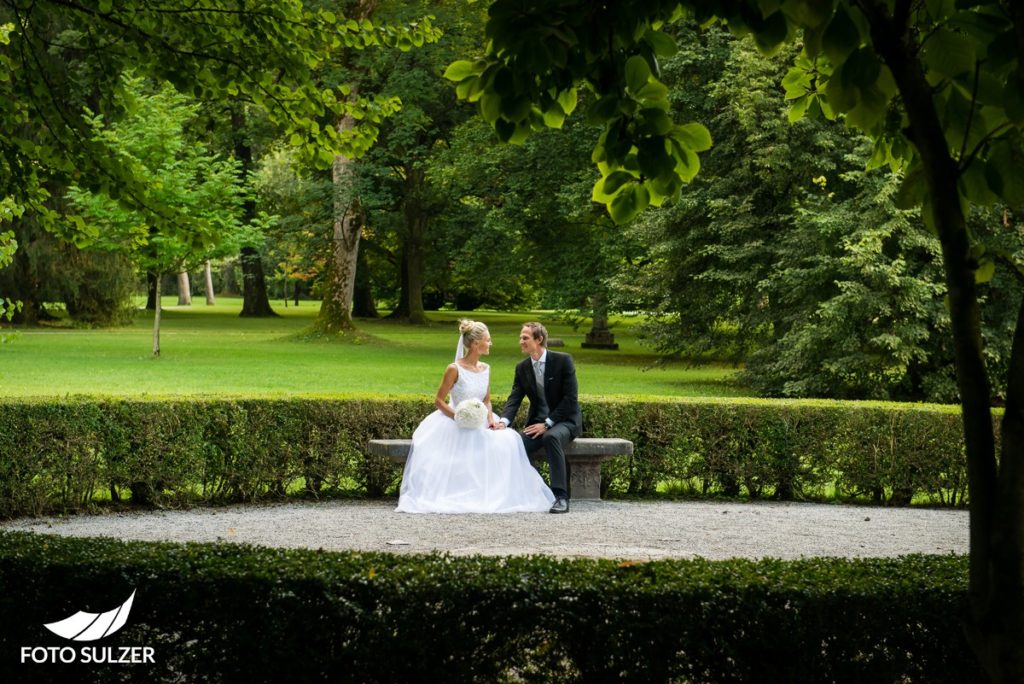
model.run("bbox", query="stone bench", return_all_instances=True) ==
[367,437,634,501]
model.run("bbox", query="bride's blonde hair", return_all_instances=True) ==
[459,319,489,353]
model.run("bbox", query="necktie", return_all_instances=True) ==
[533,360,548,418]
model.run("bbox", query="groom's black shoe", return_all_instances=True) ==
[549,497,569,514]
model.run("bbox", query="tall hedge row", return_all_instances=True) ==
[0,531,980,683]
[0,397,974,518]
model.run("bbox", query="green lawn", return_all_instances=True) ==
[0,297,749,399]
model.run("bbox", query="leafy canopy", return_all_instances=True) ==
[445,1,1022,229]
[0,1,440,236]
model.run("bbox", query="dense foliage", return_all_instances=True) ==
[454,3,1024,678]
[0,396,972,518]
[0,531,979,683]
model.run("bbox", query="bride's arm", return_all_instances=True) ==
[483,384,504,429]
[435,364,459,418]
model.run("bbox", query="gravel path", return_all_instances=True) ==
[2,499,968,560]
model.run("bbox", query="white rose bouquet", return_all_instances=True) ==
[454,399,488,430]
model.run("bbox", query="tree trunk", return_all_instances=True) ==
[220,260,240,296]
[865,8,1017,680]
[232,106,276,318]
[582,293,619,349]
[404,168,428,325]
[352,241,378,318]
[204,260,215,305]
[317,100,361,333]
[388,250,411,320]
[152,272,162,357]
[177,272,192,306]
[146,271,157,310]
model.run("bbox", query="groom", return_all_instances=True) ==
[500,322,582,513]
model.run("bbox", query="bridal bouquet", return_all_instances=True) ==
[454,399,488,429]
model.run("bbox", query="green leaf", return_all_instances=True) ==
[480,93,501,124]
[508,120,531,145]
[635,80,670,109]
[671,122,712,152]
[787,95,810,123]
[782,66,811,100]
[824,67,857,113]
[958,157,997,205]
[608,182,650,224]
[822,6,861,64]
[542,103,566,128]
[922,29,976,79]
[556,88,578,115]
[639,108,672,135]
[455,76,478,100]
[752,11,789,54]
[444,60,477,83]
[975,259,995,284]
[495,118,515,143]
[895,166,926,210]
[637,137,675,180]
[586,95,620,125]
[986,141,1024,206]
[592,170,636,202]
[842,48,881,89]
[500,95,531,121]
[644,29,678,57]
[625,55,651,93]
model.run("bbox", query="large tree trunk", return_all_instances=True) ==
[352,241,378,318]
[232,106,276,318]
[317,101,361,333]
[387,250,411,320]
[203,260,215,305]
[239,246,276,316]
[403,167,429,325]
[867,8,1018,680]
[176,272,192,306]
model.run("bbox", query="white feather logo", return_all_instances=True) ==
[43,590,136,641]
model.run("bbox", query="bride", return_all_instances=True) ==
[396,320,555,513]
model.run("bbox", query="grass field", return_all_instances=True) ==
[0,297,748,399]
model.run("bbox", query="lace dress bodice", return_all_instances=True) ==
[450,364,490,407]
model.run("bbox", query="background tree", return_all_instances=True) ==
[0,196,21,342]
[456,1,1024,678]
[68,77,258,356]
[311,0,442,333]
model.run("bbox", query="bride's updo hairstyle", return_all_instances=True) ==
[459,319,489,354]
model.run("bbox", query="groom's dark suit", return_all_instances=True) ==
[502,350,582,498]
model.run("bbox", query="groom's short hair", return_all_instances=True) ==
[523,322,548,346]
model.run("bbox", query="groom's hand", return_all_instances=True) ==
[523,422,547,438]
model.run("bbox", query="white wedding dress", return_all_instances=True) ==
[396,365,555,513]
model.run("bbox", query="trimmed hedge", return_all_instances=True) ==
[0,397,975,518]
[0,531,980,683]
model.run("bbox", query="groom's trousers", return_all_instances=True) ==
[521,423,574,499]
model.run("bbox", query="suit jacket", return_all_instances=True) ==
[501,350,582,437]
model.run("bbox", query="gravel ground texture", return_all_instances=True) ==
[2,499,968,560]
